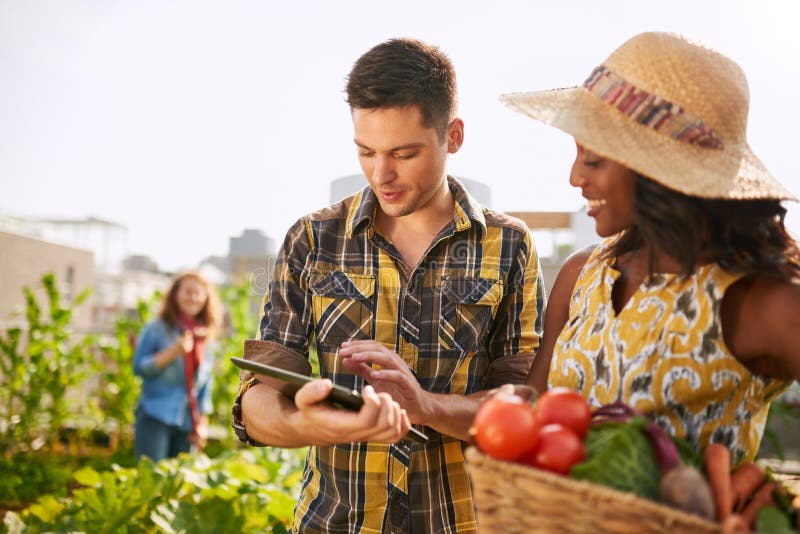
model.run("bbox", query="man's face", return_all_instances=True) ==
[352,105,461,218]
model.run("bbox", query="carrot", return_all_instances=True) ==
[739,481,776,529]
[729,461,766,513]
[704,443,732,521]
[720,514,748,534]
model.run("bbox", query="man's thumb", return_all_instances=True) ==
[295,379,332,408]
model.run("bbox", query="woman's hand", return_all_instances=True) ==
[189,416,209,450]
[177,330,194,353]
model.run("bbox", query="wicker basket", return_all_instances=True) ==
[465,447,720,533]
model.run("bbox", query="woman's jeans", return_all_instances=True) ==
[134,408,191,461]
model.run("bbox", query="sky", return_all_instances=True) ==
[1,0,799,271]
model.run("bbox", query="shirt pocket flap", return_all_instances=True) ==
[442,277,504,306]
[308,271,375,300]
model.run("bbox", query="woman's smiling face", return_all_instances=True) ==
[569,142,638,237]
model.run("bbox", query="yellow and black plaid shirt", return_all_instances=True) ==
[249,177,544,533]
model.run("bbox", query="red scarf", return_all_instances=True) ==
[178,314,206,434]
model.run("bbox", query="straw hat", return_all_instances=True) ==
[501,32,796,201]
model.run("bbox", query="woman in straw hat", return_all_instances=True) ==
[505,32,800,462]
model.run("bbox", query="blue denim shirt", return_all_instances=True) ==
[133,318,215,431]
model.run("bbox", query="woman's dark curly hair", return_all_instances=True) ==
[606,174,800,281]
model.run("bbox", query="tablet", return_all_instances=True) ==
[230,357,428,443]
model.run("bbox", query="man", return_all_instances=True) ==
[232,37,545,533]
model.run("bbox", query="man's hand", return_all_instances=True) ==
[338,340,432,424]
[289,378,411,446]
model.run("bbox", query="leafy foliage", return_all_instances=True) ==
[571,417,663,500]
[4,447,303,533]
[0,273,94,454]
[94,293,160,445]
[211,283,259,446]
[570,417,703,501]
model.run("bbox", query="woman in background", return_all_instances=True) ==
[133,270,221,461]
[503,32,800,463]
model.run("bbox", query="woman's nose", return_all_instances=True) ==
[569,163,587,188]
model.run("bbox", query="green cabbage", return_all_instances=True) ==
[570,417,661,500]
[569,416,703,501]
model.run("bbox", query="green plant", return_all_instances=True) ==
[4,447,303,533]
[760,396,800,460]
[94,293,160,449]
[210,283,259,446]
[0,444,136,512]
[0,273,93,454]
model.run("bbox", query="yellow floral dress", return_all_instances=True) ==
[548,239,791,462]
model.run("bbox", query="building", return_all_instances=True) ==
[33,216,128,275]
[0,230,94,332]
[0,214,174,332]
[227,229,277,314]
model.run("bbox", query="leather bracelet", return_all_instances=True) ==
[231,376,266,447]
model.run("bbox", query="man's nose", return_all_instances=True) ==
[372,155,397,185]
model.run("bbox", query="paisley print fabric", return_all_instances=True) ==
[548,238,791,462]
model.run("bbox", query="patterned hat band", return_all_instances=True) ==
[583,65,723,149]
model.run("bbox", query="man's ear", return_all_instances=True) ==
[446,118,464,154]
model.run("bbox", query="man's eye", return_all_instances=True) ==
[395,152,417,160]
[359,151,374,158]
[584,159,601,168]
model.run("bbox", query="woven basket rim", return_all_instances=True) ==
[465,446,720,533]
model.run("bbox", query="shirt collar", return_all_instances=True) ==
[346,176,487,239]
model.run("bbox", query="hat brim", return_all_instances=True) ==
[500,87,796,201]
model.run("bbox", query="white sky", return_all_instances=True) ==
[1,0,799,271]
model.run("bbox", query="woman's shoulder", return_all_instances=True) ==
[729,274,800,313]
[558,241,608,283]
[564,243,600,268]
[721,274,800,380]
[140,318,175,337]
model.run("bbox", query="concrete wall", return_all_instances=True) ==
[0,231,94,331]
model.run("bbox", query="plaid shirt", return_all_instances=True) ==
[246,177,544,533]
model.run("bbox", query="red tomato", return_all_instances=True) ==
[521,424,586,475]
[472,393,539,461]
[535,387,592,438]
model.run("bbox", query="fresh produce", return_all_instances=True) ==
[533,387,592,438]
[740,482,777,527]
[471,388,588,475]
[755,505,797,534]
[572,402,714,519]
[701,438,798,532]
[705,443,733,521]
[519,423,585,475]
[730,461,767,512]
[471,392,539,461]
[470,392,800,531]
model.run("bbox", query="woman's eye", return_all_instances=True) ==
[584,159,601,168]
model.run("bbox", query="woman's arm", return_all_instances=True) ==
[133,323,189,377]
[527,245,595,393]
[722,276,800,381]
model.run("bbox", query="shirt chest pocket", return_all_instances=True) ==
[438,277,503,354]
[309,270,375,347]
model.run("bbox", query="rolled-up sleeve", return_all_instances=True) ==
[258,217,315,355]
[486,230,546,387]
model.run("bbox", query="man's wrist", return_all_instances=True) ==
[231,377,266,446]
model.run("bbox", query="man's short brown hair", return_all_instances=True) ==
[345,38,458,140]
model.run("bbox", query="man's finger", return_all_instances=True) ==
[294,379,333,409]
